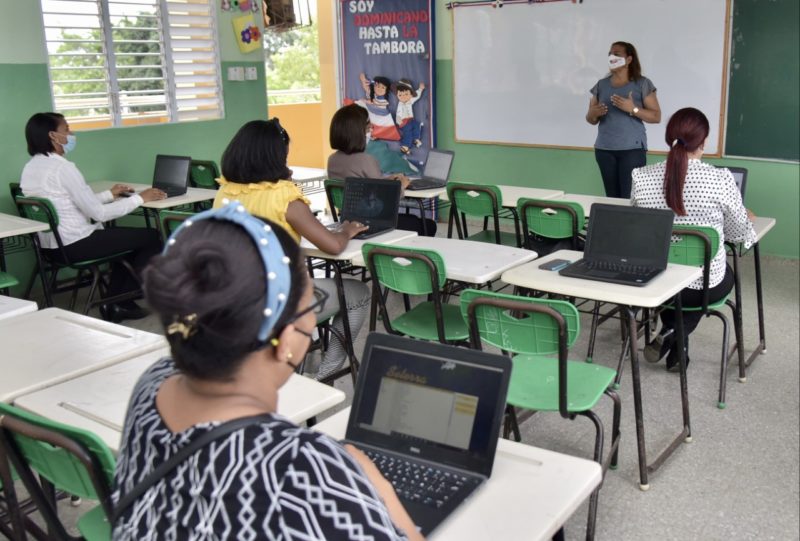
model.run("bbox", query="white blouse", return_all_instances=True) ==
[631,159,756,290]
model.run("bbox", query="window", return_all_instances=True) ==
[41,0,223,129]
[264,20,320,105]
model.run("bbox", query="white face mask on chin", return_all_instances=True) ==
[608,54,627,70]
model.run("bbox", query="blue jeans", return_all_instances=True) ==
[594,148,646,198]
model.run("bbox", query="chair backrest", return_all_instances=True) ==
[324,179,345,222]
[0,403,116,530]
[9,182,23,203]
[161,210,195,238]
[15,197,64,255]
[668,225,720,311]
[460,289,579,418]
[189,160,220,189]
[447,183,502,218]
[362,243,447,295]
[518,198,584,249]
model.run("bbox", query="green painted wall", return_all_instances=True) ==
[432,2,798,258]
[0,2,269,293]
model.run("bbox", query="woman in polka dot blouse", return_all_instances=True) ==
[631,107,756,371]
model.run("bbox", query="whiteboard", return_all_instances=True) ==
[452,0,729,154]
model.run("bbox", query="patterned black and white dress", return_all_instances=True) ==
[631,159,756,290]
[112,358,408,541]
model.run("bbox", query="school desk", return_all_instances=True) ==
[0,212,50,284]
[0,295,37,322]
[557,193,631,216]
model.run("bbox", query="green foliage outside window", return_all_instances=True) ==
[264,23,320,105]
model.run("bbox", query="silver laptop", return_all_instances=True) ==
[345,333,511,535]
[406,149,455,190]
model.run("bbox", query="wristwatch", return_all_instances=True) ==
[631,107,640,117]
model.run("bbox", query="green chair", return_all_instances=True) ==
[363,243,469,345]
[15,196,135,313]
[462,288,621,541]
[0,272,19,295]
[324,179,345,222]
[189,160,220,190]
[160,210,196,238]
[655,226,744,409]
[517,197,585,251]
[447,183,521,247]
[0,403,114,540]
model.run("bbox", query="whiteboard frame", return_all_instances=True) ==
[449,0,732,158]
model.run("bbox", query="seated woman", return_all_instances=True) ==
[213,119,369,381]
[112,204,422,539]
[632,107,756,371]
[20,112,166,321]
[327,104,437,236]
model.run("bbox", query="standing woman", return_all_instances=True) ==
[632,107,756,371]
[586,42,661,198]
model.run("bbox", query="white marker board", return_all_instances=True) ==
[452,0,729,154]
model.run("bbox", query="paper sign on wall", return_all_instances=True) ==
[233,14,261,53]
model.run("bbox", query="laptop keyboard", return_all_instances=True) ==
[408,179,444,190]
[363,449,480,509]
[586,260,654,275]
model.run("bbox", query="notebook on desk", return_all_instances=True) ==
[152,154,191,197]
[406,149,455,190]
[329,178,402,239]
[558,204,674,287]
[344,333,511,536]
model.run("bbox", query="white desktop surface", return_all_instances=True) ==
[14,348,345,453]
[92,181,217,209]
[752,216,776,243]
[558,193,630,216]
[0,295,37,321]
[301,229,417,261]
[351,236,538,284]
[313,408,601,541]
[290,166,327,183]
[436,185,563,207]
[0,212,50,238]
[502,250,702,308]
[0,308,165,402]
[403,186,448,199]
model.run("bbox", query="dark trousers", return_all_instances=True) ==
[397,214,437,237]
[43,227,162,298]
[660,265,735,349]
[594,148,647,198]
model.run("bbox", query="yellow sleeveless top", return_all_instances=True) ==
[213,177,310,242]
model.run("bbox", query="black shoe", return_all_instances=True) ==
[100,302,149,323]
[666,347,690,372]
[644,328,675,363]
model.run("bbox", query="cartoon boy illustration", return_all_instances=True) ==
[394,79,425,154]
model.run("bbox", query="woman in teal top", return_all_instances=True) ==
[585,41,662,198]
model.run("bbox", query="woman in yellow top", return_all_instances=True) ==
[213,119,369,380]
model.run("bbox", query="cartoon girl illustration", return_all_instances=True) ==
[394,79,425,154]
[359,72,391,109]
[356,72,400,141]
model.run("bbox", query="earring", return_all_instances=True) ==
[270,337,279,347]
[286,352,293,361]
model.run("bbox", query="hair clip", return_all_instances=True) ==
[167,314,198,340]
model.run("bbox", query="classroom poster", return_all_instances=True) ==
[338,0,435,168]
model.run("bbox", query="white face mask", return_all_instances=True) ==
[365,132,372,145]
[608,54,627,70]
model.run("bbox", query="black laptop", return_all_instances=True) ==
[558,204,674,286]
[152,154,191,197]
[406,149,455,191]
[334,178,402,239]
[345,333,511,536]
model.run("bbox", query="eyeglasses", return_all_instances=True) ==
[271,117,289,145]
[284,286,328,340]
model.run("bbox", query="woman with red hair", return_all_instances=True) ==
[631,107,756,371]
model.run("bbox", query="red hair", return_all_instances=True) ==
[663,108,709,215]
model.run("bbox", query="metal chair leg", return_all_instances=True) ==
[577,410,604,541]
[726,299,747,383]
[708,311,731,409]
[585,301,601,363]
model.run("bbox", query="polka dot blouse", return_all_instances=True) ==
[631,159,756,290]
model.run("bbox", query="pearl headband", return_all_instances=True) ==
[163,200,292,343]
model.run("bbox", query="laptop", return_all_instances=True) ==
[558,204,674,287]
[332,178,402,239]
[152,154,191,197]
[723,166,748,197]
[406,149,455,191]
[345,333,511,536]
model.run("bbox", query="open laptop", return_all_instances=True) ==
[558,204,674,287]
[345,333,511,536]
[152,154,191,197]
[332,178,402,239]
[406,149,455,191]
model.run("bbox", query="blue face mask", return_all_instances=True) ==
[62,134,77,154]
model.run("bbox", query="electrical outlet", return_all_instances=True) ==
[245,66,258,81]
[227,66,244,81]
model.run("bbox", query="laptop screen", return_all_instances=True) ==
[422,149,454,181]
[347,334,510,476]
[340,178,401,227]
[153,155,191,192]
[585,204,674,268]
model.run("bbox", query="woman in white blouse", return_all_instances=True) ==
[20,112,166,322]
[631,107,756,371]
